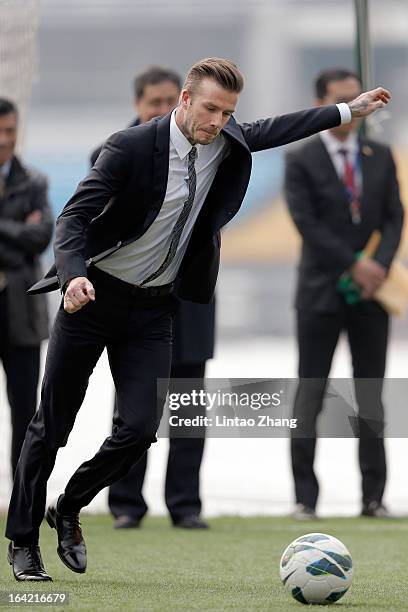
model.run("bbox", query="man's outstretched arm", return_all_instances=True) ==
[240,87,391,152]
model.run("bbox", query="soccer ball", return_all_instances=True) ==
[279,533,353,605]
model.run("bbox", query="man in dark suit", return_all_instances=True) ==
[5,57,389,581]
[0,98,53,477]
[285,68,403,521]
[91,66,213,530]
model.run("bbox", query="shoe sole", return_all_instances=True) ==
[7,551,53,581]
[45,509,86,574]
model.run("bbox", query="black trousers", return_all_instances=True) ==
[108,362,206,522]
[5,268,174,544]
[0,289,40,477]
[291,301,388,510]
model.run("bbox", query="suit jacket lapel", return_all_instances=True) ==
[5,157,30,196]
[316,135,376,220]
[222,116,250,150]
[149,113,248,216]
[314,137,351,206]
[143,113,171,230]
[125,113,247,248]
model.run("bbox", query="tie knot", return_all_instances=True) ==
[338,148,348,158]
[189,146,197,162]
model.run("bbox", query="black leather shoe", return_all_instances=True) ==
[113,515,141,529]
[7,542,52,582]
[361,502,395,518]
[172,515,209,529]
[291,504,318,521]
[45,502,87,573]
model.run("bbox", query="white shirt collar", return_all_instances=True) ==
[170,109,196,161]
[320,130,359,157]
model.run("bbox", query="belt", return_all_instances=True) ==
[88,266,174,298]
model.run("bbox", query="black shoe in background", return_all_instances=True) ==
[172,515,209,529]
[113,515,141,529]
[45,501,87,573]
[361,502,395,518]
[291,504,318,520]
[7,542,53,582]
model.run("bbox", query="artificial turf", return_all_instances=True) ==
[0,515,407,610]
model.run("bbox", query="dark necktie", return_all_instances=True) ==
[141,146,197,286]
[339,148,361,224]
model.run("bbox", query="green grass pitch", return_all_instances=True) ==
[1,515,407,610]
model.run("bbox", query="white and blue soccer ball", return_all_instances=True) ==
[279,533,353,605]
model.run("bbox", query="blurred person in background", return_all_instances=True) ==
[285,68,404,521]
[5,57,389,581]
[0,98,53,478]
[91,66,214,531]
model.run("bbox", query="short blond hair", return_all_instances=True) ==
[183,57,244,95]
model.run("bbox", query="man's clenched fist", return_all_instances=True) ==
[349,87,391,118]
[64,276,95,313]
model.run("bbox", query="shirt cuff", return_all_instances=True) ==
[336,102,352,125]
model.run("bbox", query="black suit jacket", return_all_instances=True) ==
[30,105,342,303]
[285,135,404,313]
[0,157,53,345]
[90,117,215,363]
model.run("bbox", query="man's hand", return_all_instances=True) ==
[348,87,391,118]
[25,210,42,225]
[64,276,95,313]
[351,258,386,299]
